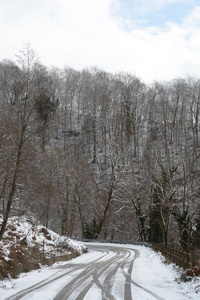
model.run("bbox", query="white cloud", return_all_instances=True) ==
[124,7,200,82]
[152,0,189,4]
[0,0,200,83]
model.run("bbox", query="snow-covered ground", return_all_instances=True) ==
[0,215,86,260]
[0,214,86,283]
[130,244,200,299]
[0,242,199,300]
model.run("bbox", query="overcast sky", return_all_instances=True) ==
[0,0,200,83]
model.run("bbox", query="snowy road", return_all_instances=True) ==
[53,244,164,300]
[1,243,199,300]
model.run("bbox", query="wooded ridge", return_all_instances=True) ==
[0,45,200,254]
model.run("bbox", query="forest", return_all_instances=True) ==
[0,45,200,252]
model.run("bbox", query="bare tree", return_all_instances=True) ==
[0,45,57,239]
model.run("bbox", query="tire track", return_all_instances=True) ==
[75,249,130,300]
[121,248,166,300]
[5,250,109,300]
[5,244,166,300]
[54,249,126,300]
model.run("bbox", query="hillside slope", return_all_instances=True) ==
[0,215,87,279]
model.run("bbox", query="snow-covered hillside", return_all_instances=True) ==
[0,215,87,279]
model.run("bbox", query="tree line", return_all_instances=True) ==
[0,45,200,251]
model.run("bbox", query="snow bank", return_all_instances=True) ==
[132,245,200,299]
[0,214,87,279]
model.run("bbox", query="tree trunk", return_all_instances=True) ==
[0,127,24,240]
[0,172,9,215]
[95,182,114,239]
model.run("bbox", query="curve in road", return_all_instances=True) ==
[6,244,166,300]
